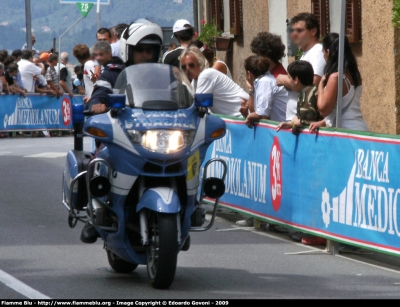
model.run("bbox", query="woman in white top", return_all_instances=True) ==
[191,40,232,79]
[213,59,232,79]
[311,33,368,132]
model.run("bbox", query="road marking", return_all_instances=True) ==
[0,268,51,299]
[0,152,12,155]
[216,227,255,231]
[24,152,67,158]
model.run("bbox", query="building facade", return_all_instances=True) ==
[198,0,399,134]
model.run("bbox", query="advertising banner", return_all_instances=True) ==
[0,94,84,131]
[204,117,400,256]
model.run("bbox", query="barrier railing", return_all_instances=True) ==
[203,116,400,257]
[0,94,84,131]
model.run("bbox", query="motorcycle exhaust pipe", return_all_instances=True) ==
[72,104,85,151]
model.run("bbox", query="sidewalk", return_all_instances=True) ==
[212,206,400,273]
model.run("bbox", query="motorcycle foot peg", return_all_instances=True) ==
[192,206,205,227]
[80,222,99,244]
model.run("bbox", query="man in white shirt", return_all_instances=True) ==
[56,52,74,97]
[110,23,128,59]
[181,47,249,117]
[73,44,96,99]
[277,13,326,88]
[18,50,49,93]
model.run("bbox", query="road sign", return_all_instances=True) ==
[60,0,110,5]
[76,3,93,18]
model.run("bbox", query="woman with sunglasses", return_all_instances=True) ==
[180,46,249,117]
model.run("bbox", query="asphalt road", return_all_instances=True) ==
[1,136,400,299]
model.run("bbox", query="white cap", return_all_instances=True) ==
[172,19,193,37]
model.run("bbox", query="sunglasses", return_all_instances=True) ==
[135,46,154,54]
[290,28,306,33]
[181,63,196,71]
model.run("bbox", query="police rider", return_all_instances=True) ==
[87,19,164,115]
[81,19,164,244]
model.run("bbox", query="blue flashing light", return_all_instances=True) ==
[108,94,126,109]
[72,104,85,124]
[195,93,213,108]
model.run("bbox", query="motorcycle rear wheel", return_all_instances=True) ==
[147,213,178,289]
[107,250,138,273]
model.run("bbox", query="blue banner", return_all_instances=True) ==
[204,117,400,256]
[0,94,84,131]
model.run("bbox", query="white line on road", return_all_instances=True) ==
[216,227,255,231]
[24,152,67,158]
[0,269,51,299]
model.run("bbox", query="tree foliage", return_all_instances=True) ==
[393,0,400,27]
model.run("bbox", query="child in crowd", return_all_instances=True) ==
[276,60,325,132]
[243,55,288,127]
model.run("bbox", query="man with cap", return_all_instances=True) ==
[22,34,39,55]
[162,19,194,68]
[40,52,50,64]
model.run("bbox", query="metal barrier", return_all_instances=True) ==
[0,94,84,132]
[203,116,400,257]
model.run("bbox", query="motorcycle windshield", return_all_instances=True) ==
[114,63,194,110]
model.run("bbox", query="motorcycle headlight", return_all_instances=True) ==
[127,130,196,154]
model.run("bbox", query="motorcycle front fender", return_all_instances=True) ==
[136,188,181,214]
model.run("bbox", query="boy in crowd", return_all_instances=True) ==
[276,60,325,132]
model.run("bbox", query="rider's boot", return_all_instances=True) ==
[80,222,99,244]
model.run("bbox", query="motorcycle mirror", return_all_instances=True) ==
[108,94,126,109]
[195,93,213,108]
[72,104,85,124]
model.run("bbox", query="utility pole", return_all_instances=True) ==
[193,0,199,33]
[97,0,101,30]
[25,0,32,50]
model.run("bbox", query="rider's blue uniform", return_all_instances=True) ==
[87,57,125,111]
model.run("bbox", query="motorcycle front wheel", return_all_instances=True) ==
[147,213,178,289]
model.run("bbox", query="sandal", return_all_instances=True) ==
[270,225,290,233]
[288,231,304,242]
[301,236,327,245]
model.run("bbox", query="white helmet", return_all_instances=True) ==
[120,19,163,65]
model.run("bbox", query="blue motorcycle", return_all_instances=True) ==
[62,63,227,289]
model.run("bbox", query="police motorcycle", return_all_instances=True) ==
[61,22,227,289]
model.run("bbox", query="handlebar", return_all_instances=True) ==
[83,110,94,117]
[83,108,119,118]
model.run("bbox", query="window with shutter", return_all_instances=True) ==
[346,0,362,43]
[210,0,224,32]
[229,0,242,36]
[311,0,330,38]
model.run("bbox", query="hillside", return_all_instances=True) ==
[0,0,193,64]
